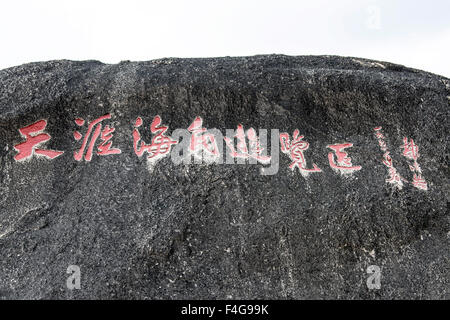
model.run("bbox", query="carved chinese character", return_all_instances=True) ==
[386,166,405,185]
[412,174,428,190]
[188,116,220,158]
[224,124,271,164]
[73,114,121,161]
[402,138,419,162]
[14,120,64,161]
[280,129,321,176]
[401,137,427,191]
[373,127,405,189]
[327,143,362,174]
[133,115,178,160]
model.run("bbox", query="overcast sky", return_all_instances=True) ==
[1,0,449,77]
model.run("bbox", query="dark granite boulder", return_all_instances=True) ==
[0,55,448,299]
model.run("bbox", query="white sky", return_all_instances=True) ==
[1,0,449,77]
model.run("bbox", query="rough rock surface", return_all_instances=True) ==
[0,55,448,299]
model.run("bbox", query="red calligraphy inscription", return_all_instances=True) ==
[14,120,64,161]
[327,143,362,173]
[373,127,405,188]
[224,124,271,164]
[133,115,178,159]
[402,137,427,191]
[188,116,219,157]
[74,114,121,161]
[280,130,321,176]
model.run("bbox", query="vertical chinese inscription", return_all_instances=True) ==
[373,127,405,189]
[401,137,428,191]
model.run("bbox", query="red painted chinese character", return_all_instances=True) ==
[386,167,406,186]
[133,115,178,159]
[374,127,405,188]
[401,137,427,191]
[188,116,219,157]
[412,174,428,191]
[224,124,271,164]
[382,151,393,167]
[378,139,387,151]
[374,127,385,140]
[408,161,422,173]
[327,143,361,173]
[280,129,321,175]
[14,120,64,161]
[402,137,419,161]
[73,114,121,161]
[383,151,406,187]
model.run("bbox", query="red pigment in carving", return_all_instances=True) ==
[133,115,178,158]
[74,114,121,161]
[279,129,321,175]
[402,137,427,191]
[327,143,362,173]
[14,120,64,161]
[224,124,271,164]
[187,116,219,157]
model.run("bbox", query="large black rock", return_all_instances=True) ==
[0,55,448,299]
